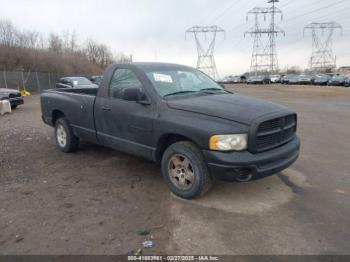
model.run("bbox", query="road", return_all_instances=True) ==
[0,85,349,255]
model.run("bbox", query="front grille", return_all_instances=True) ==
[254,114,297,152]
[9,93,21,98]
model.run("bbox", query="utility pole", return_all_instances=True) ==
[304,22,342,72]
[186,26,225,80]
[245,0,284,75]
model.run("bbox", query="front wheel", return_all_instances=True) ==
[54,118,79,153]
[161,141,212,199]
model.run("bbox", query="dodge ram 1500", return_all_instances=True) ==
[41,63,300,199]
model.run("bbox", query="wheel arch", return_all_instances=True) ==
[155,133,200,164]
[52,110,65,126]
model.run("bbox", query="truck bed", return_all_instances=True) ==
[41,88,98,143]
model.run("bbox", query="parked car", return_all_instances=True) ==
[228,76,242,84]
[56,77,98,89]
[0,88,24,109]
[247,75,271,84]
[269,75,281,83]
[313,75,331,86]
[90,75,103,86]
[328,75,346,86]
[295,74,313,85]
[219,75,242,84]
[281,74,297,84]
[217,76,229,85]
[41,62,300,199]
[344,76,350,87]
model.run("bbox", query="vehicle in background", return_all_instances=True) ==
[270,75,281,83]
[0,88,24,109]
[219,75,245,84]
[217,76,230,84]
[313,74,331,86]
[295,74,313,85]
[281,74,296,84]
[229,76,242,84]
[90,75,103,86]
[41,62,300,199]
[344,76,350,87]
[56,77,98,89]
[328,75,346,86]
[246,75,271,84]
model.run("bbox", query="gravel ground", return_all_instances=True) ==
[0,84,350,255]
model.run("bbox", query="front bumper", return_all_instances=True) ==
[329,82,344,86]
[203,137,300,182]
[9,97,24,106]
[297,81,311,85]
[314,81,328,85]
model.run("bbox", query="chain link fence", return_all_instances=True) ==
[0,70,89,94]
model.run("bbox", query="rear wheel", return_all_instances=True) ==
[11,105,18,110]
[161,141,212,199]
[54,118,79,153]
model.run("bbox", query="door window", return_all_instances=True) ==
[109,69,142,99]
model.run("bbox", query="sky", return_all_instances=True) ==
[0,0,349,77]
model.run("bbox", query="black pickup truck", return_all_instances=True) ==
[41,63,300,199]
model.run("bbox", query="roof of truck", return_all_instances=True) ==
[132,62,193,70]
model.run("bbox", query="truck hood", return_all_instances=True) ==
[167,93,290,125]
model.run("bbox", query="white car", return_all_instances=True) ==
[270,75,281,83]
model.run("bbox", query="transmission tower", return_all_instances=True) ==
[186,26,225,80]
[304,22,342,72]
[245,0,284,75]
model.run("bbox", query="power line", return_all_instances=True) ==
[284,0,348,22]
[196,0,232,25]
[209,0,244,24]
[279,0,294,9]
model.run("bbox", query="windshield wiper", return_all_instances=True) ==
[200,88,226,93]
[164,91,199,97]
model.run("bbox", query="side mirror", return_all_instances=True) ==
[122,87,149,104]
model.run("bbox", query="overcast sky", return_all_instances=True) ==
[0,0,349,76]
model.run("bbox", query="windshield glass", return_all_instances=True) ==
[250,76,264,80]
[70,77,93,86]
[332,76,344,81]
[315,75,328,79]
[144,68,225,97]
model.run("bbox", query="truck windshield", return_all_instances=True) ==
[144,68,225,97]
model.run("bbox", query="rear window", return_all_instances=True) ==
[70,77,93,86]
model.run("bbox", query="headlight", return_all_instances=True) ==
[210,134,248,151]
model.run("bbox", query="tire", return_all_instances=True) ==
[161,141,212,199]
[11,105,18,110]
[54,117,79,153]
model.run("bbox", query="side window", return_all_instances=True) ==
[109,69,142,99]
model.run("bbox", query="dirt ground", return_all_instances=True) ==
[0,84,350,255]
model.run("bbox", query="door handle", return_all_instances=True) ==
[101,106,111,112]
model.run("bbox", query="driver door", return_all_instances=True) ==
[95,67,156,160]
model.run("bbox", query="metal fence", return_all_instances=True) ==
[0,70,88,94]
